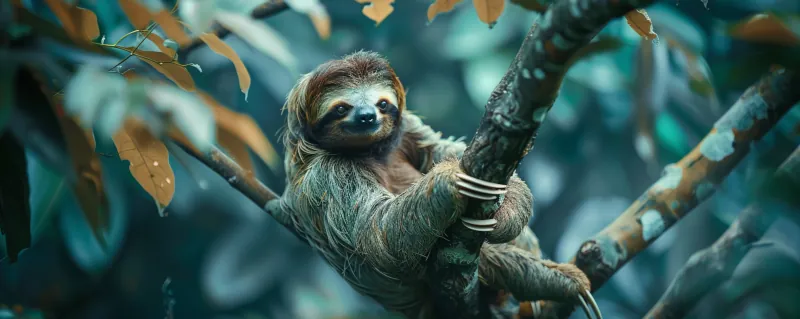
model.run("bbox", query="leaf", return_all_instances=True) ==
[112,118,175,214]
[146,84,216,153]
[625,9,658,41]
[199,92,280,171]
[285,0,331,39]
[728,13,800,47]
[217,130,254,172]
[473,0,505,27]
[354,0,395,25]
[199,33,251,99]
[427,0,464,22]
[152,9,192,46]
[118,0,151,29]
[143,32,177,57]
[119,46,196,91]
[178,0,217,34]
[43,0,100,41]
[58,115,109,247]
[509,0,549,12]
[213,11,297,73]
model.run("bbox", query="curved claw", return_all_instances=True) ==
[577,290,602,319]
[455,173,507,201]
[583,290,602,319]
[458,189,497,201]
[460,217,497,232]
[577,295,593,319]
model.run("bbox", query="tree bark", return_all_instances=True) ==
[425,0,659,318]
[644,146,800,319]
[538,69,800,318]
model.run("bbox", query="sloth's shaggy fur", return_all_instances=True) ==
[277,51,590,318]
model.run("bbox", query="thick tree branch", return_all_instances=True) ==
[177,1,290,57]
[426,0,658,318]
[539,69,800,318]
[644,146,800,319]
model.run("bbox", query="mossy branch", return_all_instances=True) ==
[644,146,800,319]
[538,69,800,318]
[425,0,659,317]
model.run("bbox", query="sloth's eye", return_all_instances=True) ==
[335,105,348,115]
[377,100,389,110]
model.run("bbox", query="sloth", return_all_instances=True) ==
[276,51,601,319]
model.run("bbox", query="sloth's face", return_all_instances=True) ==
[310,83,400,149]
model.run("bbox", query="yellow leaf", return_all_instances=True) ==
[118,0,151,29]
[309,11,331,40]
[199,33,251,98]
[152,9,192,46]
[473,0,505,26]
[509,0,548,12]
[354,0,395,25]
[625,9,657,41]
[729,13,800,46]
[427,0,464,22]
[199,92,281,172]
[119,47,196,91]
[217,130,254,173]
[113,118,175,214]
[43,0,99,41]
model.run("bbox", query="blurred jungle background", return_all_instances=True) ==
[1,0,799,318]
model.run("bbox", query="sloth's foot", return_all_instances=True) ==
[542,261,603,319]
[454,173,507,232]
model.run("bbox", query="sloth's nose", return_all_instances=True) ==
[354,109,376,124]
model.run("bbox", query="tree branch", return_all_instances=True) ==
[538,69,800,318]
[644,146,800,319]
[177,1,290,57]
[425,0,659,318]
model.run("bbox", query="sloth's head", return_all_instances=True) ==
[284,50,406,156]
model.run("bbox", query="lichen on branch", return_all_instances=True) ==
[539,69,800,318]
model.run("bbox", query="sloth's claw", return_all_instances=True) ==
[577,295,593,319]
[577,290,602,319]
[456,173,507,189]
[456,173,507,200]
[460,217,497,232]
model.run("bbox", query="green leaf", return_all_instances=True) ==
[178,0,216,33]
[26,152,67,241]
[213,11,297,74]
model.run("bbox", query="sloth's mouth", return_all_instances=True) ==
[344,121,381,134]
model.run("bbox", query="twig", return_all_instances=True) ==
[643,146,800,319]
[177,1,290,57]
[425,0,659,318]
[538,69,800,318]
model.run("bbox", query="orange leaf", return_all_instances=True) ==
[625,9,657,41]
[729,13,800,46]
[118,0,152,29]
[42,0,100,40]
[309,11,331,40]
[113,118,175,215]
[473,0,505,27]
[119,47,196,91]
[199,92,281,172]
[217,130,255,173]
[199,33,251,98]
[427,0,464,22]
[59,115,109,243]
[144,32,177,57]
[354,0,395,25]
[152,10,192,46]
